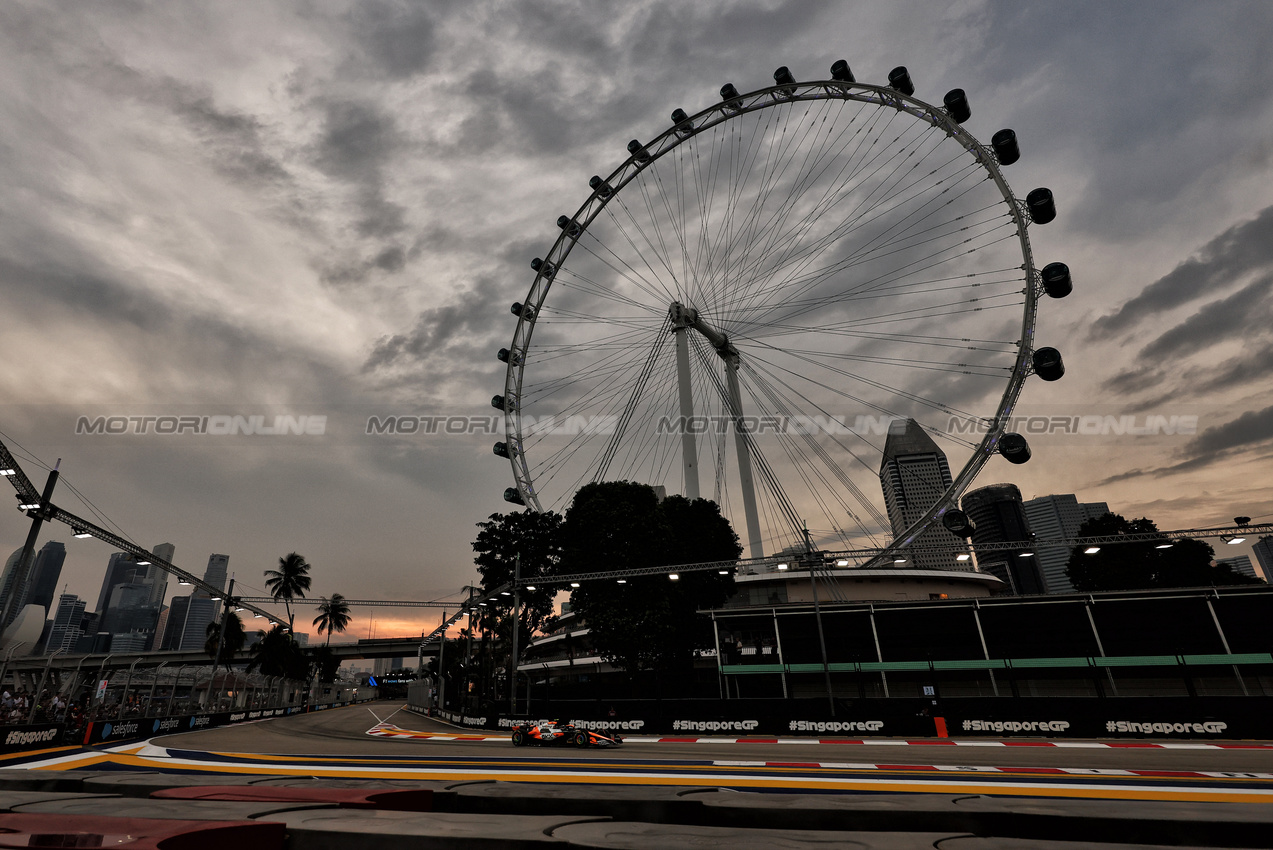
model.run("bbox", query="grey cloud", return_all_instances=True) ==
[347,0,437,79]
[310,98,409,259]
[1100,274,1272,396]
[314,99,402,182]
[1093,206,1273,337]
[1183,405,1273,460]
[1095,404,1273,486]
[967,3,1273,240]
[1137,275,1273,361]
[363,275,505,377]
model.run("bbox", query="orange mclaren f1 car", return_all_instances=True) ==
[510,721,623,748]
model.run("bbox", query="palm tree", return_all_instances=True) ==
[204,611,246,667]
[313,594,352,647]
[264,552,312,633]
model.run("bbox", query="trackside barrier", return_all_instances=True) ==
[410,695,1273,739]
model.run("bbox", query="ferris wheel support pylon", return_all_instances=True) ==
[670,304,701,502]
[671,301,766,559]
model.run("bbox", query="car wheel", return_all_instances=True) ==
[511,729,525,747]
[574,730,590,748]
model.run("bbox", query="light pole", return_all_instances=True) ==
[205,578,236,707]
[509,554,521,715]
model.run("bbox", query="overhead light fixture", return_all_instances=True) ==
[1227,536,1246,545]
[1084,546,1101,554]
[254,613,264,618]
[616,579,627,584]
[570,582,580,588]
[0,469,15,476]
[835,559,849,567]
[525,585,537,591]
[18,503,40,511]
[956,553,971,562]
[668,573,679,580]
[1019,552,1034,557]
[73,529,92,539]
[1155,543,1173,549]
[478,602,487,607]
[777,562,789,571]
[136,560,151,566]
[211,596,222,601]
[269,620,278,626]
[718,570,730,575]
[893,556,907,563]
[178,579,191,585]
[500,591,511,596]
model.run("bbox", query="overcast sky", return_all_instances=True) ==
[1,0,1271,641]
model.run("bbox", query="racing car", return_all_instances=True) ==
[509,720,622,748]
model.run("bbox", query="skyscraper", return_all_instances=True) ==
[47,593,87,653]
[179,554,230,650]
[1253,536,1273,582]
[147,542,176,606]
[878,418,967,571]
[1217,555,1258,580]
[26,541,66,613]
[0,548,24,615]
[95,552,148,613]
[962,484,1045,595]
[160,595,191,650]
[1022,494,1113,593]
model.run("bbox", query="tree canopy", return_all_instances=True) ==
[1065,513,1260,591]
[559,482,740,675]
[204,611,245,667]
[473,509,562,647]
[248,623,310,680]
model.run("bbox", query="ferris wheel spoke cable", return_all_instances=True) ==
[737,357,889,542]
[743,346,982,447]
[735,188,1004,326]
[739,195,1011,334]
[739,358,893,536]
[729,116,956,321]
[593,318,671,482]
[721,104,927,320]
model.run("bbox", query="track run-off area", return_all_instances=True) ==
[8,701,1273,804]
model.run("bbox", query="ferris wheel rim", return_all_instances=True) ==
[501,75,1041,548]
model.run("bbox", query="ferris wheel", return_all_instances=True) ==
[493,62,1071,563]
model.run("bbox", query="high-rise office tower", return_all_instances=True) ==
[26,541,66,613]
[179,554,230,650]
[202,554,228,594]
[147,542,175,606]
[1253,536,1273,582]
[0,548,23,611]
[878,418,967,571]
[47,593,87,653]
[100,582,158,637]
[160,595,191,650]
[1022,494,1112,593]
[95,552,148,613]
[961,484,1045,595]
[1217,555,1257,580]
